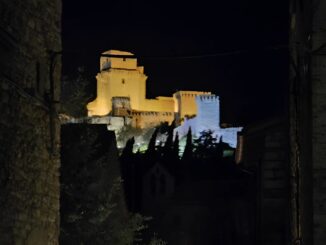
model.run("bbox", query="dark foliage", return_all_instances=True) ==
[61,67,93,117]
[60,125,148,245]
[182,127,193,162]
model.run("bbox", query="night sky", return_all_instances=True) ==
[62,0,289,125]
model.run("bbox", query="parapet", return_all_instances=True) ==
[196,94,219,102]
[132,111,173,116]
[173,91,211,98]
[100,50,138,71]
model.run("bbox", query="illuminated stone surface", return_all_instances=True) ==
[87,50,242,148]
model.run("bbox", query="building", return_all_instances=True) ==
[0,0,61,244]
[174,94,242,148]
[87,50,242,148]
[289,1,326,244]
[236,117,290,245]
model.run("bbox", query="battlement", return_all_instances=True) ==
[173,91,211,98]
[196,94,219,102]
[132,111,174,116]
[131,110,174,128]
[100,50,139,71]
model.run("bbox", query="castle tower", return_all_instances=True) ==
[173,91,211,124]
[87,50,147,116]
[195,94,220,134]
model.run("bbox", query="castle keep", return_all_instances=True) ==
[87,50,242,147]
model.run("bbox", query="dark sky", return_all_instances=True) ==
[62,0,289,125]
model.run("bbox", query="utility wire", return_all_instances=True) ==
[62,44,289,60]
[139,45,289,60]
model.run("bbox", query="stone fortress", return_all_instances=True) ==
[87,50,242,148]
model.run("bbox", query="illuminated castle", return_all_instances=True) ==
[87,50,242,148]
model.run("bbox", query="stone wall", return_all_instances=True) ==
[173,91,211,121]
[241,118,290,245]
[0,0,61,244]
[311,1,326,243]
[289,0,326,244]
[174,95,242,148]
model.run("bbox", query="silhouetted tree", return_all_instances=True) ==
[182,127,193,161]
[172,132,180,159]
[120,137,135,160]
[162,120,176,159]
[61,67,93,117]
[60,126,146,245]
[193,130,218,159]
[146,128,159,157]
[120,137,135,211]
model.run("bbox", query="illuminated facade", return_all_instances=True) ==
[87,50,174,117]
[87,50,242,148]
[174,94,242,148]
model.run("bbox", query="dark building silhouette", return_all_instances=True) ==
[239,117,290,245]
[120,136,255,245]
[0,1,61,244]
[289,0,326,244]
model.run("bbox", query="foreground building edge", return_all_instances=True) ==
[0,0,61,244]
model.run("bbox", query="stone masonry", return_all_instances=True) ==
[0,0,61,244]
[289,0,326,244]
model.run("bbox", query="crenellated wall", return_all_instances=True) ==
[174,94,242,148]
[132,111,174,129]
[173,91,211,122]
[87,50,242,148]
[196,94,220,133]
[142,97,174,113]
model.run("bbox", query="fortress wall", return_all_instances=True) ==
[141,97,175,113]
[88,69,147,116]
[174,117,198,139]
[217,127,243,148]
[173,91,211,119]
[174,94,242,148]
[132,111,174,128]
[196,95,220,133]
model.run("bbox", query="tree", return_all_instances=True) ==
[193,130,219,159]
[162,120,176,159]
[172,132,180,159]
[121,137,135,160]
[149,233,167,245]
[182,127,193,161]
[146,128,159,156]
[60,125,149,245]
[61,67,93,117]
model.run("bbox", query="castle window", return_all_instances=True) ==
[123,58,126,61]
[122,79,125,84]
